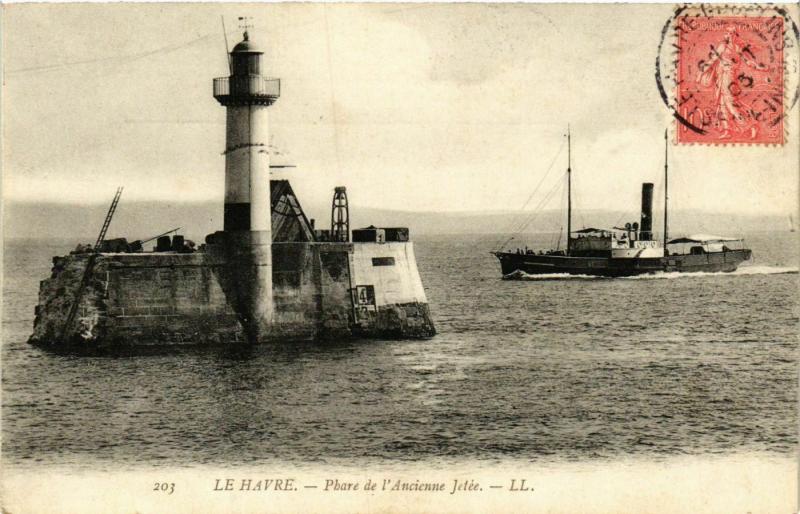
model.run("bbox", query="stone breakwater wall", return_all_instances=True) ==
[29,242,435,347]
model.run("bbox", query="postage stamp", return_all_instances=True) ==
[677,16,784,144]
[656,4,800,145]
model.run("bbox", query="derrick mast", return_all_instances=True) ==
[331,187,350,242]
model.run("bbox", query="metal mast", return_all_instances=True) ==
[221,16,232,74]
[663,129,669,257]
[566,126,572,256]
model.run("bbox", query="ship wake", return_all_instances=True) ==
[503,271,601,281]
[503,266,798,281]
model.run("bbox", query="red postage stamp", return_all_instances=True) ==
[676,16,785,144]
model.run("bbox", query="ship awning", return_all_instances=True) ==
[667,234,742,244]
[573,227,610,234]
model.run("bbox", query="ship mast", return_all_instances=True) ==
[567,126,572,256]
[663,129,668,257]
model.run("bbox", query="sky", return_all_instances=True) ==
[2,3,799,216]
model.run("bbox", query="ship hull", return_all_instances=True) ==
[495,250,752,278]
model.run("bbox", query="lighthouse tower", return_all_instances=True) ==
[212,29,280,339]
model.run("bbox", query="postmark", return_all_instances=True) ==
[656,4,800,145]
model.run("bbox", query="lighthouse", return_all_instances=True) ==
[28,24,436,347]
[212,29,280,339]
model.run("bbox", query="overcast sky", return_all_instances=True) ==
[3,3,798,215]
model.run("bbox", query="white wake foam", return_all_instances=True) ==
[724,265,799,275]
[503,266,798,281]
[625,266,799,280]
[503,271,603,280]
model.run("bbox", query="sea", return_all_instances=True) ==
[2,232,798,471]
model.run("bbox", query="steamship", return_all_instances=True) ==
[493,131,752,278]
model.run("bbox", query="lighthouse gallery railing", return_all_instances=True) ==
[213,76,281,98]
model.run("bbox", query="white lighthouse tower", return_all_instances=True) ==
[212,28,280,339]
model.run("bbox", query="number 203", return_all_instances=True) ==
[154,482,175,495]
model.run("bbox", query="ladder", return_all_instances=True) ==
[94,187,123,250]
[61,253,98,342]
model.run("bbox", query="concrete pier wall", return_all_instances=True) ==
[29,240,433,347]
[30,253,245,346]
[270,242,353,340]
[349,242,435,338]
[350,242,428,306]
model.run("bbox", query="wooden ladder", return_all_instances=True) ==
[94,187,123,250]
[62,187,123,342]
[61,254,99,342]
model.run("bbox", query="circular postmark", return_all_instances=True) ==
[655,4,800,144]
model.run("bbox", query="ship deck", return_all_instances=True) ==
[494,249,752,277]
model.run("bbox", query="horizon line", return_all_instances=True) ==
[3,199,796,218]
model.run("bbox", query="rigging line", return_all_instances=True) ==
[11,12,353,77]
[512,170,568,237]
[515,139,566,213]
[504,176,562,244]
[6,31,222,75]
[492,139,566,250]
[497,169,567,250]
[516,171,567,237]
[494,140,566,244]
[221,16,232,74]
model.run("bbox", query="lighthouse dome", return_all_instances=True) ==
[231,32,263,54]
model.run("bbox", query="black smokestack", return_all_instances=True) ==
[640,183,654,241]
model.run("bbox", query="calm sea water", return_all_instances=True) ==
[2,232,798,470]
